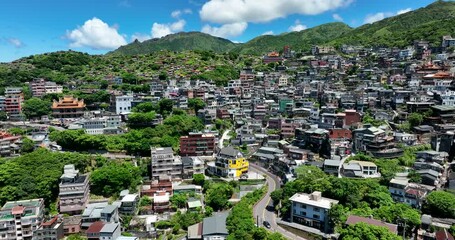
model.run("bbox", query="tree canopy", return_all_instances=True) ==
[0,149,101,206]
[22,97,51,119]
[90,161,142,197]
[338,222,401,240]
[423,191,455,218]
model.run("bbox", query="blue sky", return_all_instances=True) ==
[0,0,437,62]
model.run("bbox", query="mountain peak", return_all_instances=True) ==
[110,32,237,55]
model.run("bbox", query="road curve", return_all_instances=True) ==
[250,163,307,240]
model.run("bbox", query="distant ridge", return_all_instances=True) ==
[109,32,239,55]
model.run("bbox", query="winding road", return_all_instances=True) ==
[219,129,231,149]
[251,163,307,240]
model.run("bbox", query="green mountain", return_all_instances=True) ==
[232,22,353,55]
[110,32,238,55]
[330,0,455,48]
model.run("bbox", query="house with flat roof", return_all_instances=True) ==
[119,194,139,215]
[0,198,45,240]
[341,160,380,178]
[290,191,338,233]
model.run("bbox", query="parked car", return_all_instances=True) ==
[263,220,271,229]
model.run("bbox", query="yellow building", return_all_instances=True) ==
[228,157,249,177]
[214,146,249,178]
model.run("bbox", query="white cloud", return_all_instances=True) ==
[200,0,353,24]
[288,20,307,32]
[66,17,127,49]
[364,8,412,24]
[397,8,412,15]
[201,22,248,38]
[131,33,151,42]
[171,8,193,18]
[151,19,186,38]
[262,31,274,36]
[7,38,24,48]
[333,13,343,22]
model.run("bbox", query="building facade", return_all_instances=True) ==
[58,165,90,215]
[51,96,85,119]
[150,147,182,180]
[0,198,45,240]
[290,191,338,233]
[4,87,24,121]
[33,216,64,240]
[179,132,215,157]
[115,94,133,114]
[214,146,249,178]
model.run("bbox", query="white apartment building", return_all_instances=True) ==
[115,95,133,114]
[0,198,45,240]
[290,191,338,233]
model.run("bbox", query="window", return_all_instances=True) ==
[313,207,319,212]
[313,214,320,219]
[300,211,306,216]
[300,204,306,209]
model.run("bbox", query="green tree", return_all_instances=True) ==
[408,170,422,183]
[338,222,401,240]
[139,196,152,207]
[205,183,234,211]
[192,174,205,186]
[22,98,51,119]
[67,234,86,240]
[158,98,174,115]
[373,203,421,233]
[132,102,157,113]
[328,204,349,229]
[423,191,455,218]
[90,162,142,197]
[127,112,156,128]
[408,112,424,128]
[170,194,188,209]
[188,98,206,113]
[205,206,213,217]
[0,111,7,121]
[158,72,168,80]
[100,80,109,89]
[20,138,35,153]
[0,149,96,206]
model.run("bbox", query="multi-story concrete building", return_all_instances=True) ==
[389,177,434,209]
[29,79,63,97]
[119,194,139,215]
[212,146,249,178]
[290,191,338,233]
[52,96,85,119]
[150,147,182,180]
[179,132,215,157]
[0,198,45,240]
[0,131,21,157]
[114,94,133,114]
[4,87,24,121]
[58,165,90,215]
[33,216,64,240]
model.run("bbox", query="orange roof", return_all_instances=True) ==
[11,206,25,215]
[52,96,85,109]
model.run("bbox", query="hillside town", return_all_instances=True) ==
[2,32,455,240]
